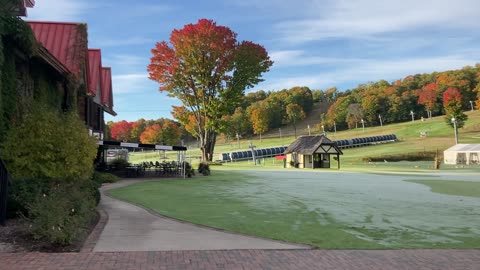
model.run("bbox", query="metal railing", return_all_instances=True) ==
[0,158,9,226]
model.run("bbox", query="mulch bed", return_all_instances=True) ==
[0,212,99,253]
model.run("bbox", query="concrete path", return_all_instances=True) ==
[93,179,309,252]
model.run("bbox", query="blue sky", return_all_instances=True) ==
[26,0,480,122]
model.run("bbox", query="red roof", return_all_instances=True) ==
[26,0,35,8]
[101,67,116,116]
[88,49,102,96]
[28,21,87,77]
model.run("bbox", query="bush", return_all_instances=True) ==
[92,171,119,184]
[6,178,50,218]
[198,162,210,176]
[1,105,98,181]
[180,162,194,177]
[362,151,439,162]
[24,181,96,245]
[109,158,129,171]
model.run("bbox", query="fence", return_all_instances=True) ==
[0,158,9,226]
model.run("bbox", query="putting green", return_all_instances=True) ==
[109,170,480,249]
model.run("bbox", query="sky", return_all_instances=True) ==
[26,0,480,122]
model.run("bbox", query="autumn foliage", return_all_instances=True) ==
[148,18,272,161]
[443,87,468,128]
[109,118,182,145]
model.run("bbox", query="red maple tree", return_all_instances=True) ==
[418,82,439,118]
[148,19,272,161]
[110,120,133,142]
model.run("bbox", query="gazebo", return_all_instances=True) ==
[284,135,343,169]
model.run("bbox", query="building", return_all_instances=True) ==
[28,21,116,138]
[284,135,343,169]
[444,144,480,165]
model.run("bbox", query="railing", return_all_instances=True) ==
[0,158,9,226]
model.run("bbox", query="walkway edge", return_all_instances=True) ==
[103,179,312,250]
[80,207,109,252]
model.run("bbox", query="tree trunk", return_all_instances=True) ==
[200,129,216,162]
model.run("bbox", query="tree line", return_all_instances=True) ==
[322,65,480,131]
[106,118,184,145]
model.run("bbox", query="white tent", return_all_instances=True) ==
[444,144,480,165]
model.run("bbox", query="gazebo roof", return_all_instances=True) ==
[284,135,343,155]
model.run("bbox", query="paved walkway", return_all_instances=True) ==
[2,178,479,269]
[1,249,479,270]
[94,179,308,251]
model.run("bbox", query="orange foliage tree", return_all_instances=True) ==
[148,19,272,161]
[418,82,439,118]
[139,120,182,145]
[250,107,269,141]
[443,87,468,128]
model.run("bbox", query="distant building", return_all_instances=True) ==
[284,135,343,169]
[444,144,480,165]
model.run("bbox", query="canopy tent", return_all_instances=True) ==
[96,140,188,177]
[444,144,480,165]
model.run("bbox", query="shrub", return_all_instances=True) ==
[1,105,98,181]
[362,151,439,162]
[24,181,96,245]
[110,158,129,170]
[92,171,119,184]
[198,162,210,176]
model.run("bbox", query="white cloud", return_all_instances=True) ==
[27,0,93,21]
[270,50,366,67]
[112,73,153,94]
[275,0,479,43]
[258,54,478,91]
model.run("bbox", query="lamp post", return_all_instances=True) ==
[361,119,365,132]
[379,114,383,127]
[321,125,325,135]
[307,124,311,136]
[470,100,474,111]
[451,117,458,144]
[235,133,240,148]
[410,110,415,122]
[249,141,257,165]
[333,121,336,134]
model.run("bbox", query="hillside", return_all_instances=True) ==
[263,102,331,138]
[212,110,480,160]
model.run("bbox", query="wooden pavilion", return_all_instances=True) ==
[284,135,343,169]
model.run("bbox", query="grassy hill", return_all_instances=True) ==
[130,110,480,168]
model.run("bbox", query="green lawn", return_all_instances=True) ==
[406,180,480,198]
[109,170,480,249]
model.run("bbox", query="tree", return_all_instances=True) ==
[148,19,272,161]
[140,120,182,145]
[130,118,146,142]
[250,107,269,141]
[285,103,306,138]
[346,103,363,129]
[443,87,468,128]
[110,120,133,142]
[418,82,439,118]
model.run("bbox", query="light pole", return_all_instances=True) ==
[235,133,240,148]
[361,119,365,132]
[470,100,474,111]
[321,125,325,135]
[379,114,383,127]
[451,117,458,144]
[249,141,257,165]
[410,110,415,122]
[307,124,311,136]
[333,121,336,134]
